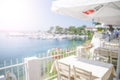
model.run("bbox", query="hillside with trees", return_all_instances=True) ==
[47,25,94,40]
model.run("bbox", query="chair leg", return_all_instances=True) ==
[57,73,60,80]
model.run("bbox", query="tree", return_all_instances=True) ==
[76,25,86,35]
[63,28,68,34]
[81,25,86,29]
[55,26,63,34]
[76,27,82,35]
[81,25,86,35]
[68,26,76,34]
[94,22,101,25]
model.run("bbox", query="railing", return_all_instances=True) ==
[39,48,76,80]
[0,63,26,80]
[0,48,76,80]
[0,59,26,80]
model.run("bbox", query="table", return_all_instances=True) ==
[50,55,116,80]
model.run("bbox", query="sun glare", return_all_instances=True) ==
[0,0,32,30]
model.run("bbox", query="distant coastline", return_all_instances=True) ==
[7,31,88,40]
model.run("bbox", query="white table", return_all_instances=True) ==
[51,55,116,80]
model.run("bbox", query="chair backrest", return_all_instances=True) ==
[98,48,110,57]
[73,66,92,80]
[76,46,90,59]
[95,48,110,62]
[110,50,118,64]
[103,42,119,49]
[57,61,71,80]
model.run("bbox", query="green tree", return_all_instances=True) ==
[76,27,82,35]
[94,22,101,25]
[81,25,86,29]
[86,30,93,39]
[55,26,63,34]
[81,25,86,35]
[68,26,76,34]
[76,25,86,35]
[63,28,68,34]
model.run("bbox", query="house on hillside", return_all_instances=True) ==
[85,26,97,32]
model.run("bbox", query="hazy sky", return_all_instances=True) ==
[0,0,92,31]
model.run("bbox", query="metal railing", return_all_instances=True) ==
[0,62,26,80]
[39,48,76,80]
[0,48,76,80]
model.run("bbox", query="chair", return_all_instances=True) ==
[103,42,119,49]
[73,66,92,80]
[94,48,109,63]
[76,46,90,59]
[57,61,71,80]
[110,50,118,68]
[76,34,104,59]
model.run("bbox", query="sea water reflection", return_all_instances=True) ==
[0,33,85,60]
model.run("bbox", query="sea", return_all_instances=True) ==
[0,32,86,76]
[0,32,85,61]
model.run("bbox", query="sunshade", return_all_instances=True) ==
[52,0,120,25]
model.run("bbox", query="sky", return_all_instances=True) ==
[0,0,92,32]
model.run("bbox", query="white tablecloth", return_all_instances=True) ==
[50,55,116,80]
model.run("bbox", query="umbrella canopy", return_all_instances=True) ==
[52,0,120,25]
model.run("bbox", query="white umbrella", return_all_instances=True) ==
[52,0,120,25]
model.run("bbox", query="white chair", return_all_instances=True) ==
[76,46,90,59]
[103,42,119,49]
[57,61,71,80]
[76,34,104,59]
[110,50,118,68]
[94,48,109,63]
[73,66,92,80]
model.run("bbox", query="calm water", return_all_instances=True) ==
[0,33,85,60]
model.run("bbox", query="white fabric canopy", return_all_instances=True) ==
[52,0,120,25]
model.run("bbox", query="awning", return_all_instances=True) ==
[52,0,120,25]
